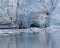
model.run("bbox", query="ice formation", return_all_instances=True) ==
[0,0,60,48]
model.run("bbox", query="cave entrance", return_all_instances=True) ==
[30,23,40,28]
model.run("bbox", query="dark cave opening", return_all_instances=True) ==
[30,23,40,28]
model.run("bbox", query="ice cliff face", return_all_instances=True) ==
[17,0,51,28]
[0,0,59,29]
[50,1,60,26]
[0,0,60,28]
[16,0,60,28]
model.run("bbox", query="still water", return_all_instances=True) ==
[15,31,49,48]
[0,32,48,48]
[16,36,47,48]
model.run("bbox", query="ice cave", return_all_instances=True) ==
[0,0,60,48]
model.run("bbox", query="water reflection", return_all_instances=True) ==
[0,32,48,48]
[16,36,40,48]
[0,35,10,48]
[16,33,48,48]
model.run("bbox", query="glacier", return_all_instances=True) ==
[0,0,60,48]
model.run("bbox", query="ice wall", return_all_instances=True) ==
[0,0,60,28]
[17,0,51,28]
[0,0,17,28]
[17,0,60,28]
[50,1,60,26]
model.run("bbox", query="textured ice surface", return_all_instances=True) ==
[17,0,51,28]
[0,0,17,24]
[50,1,60,26]
[16,0,60,28]
[0,0,60,28]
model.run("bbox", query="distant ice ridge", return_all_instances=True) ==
[17,0,51,28]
